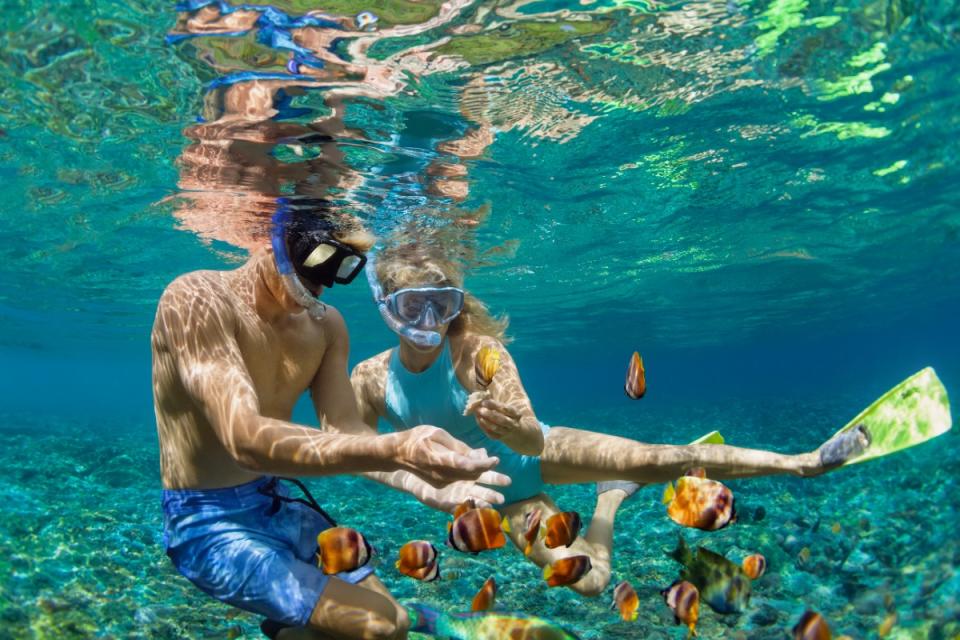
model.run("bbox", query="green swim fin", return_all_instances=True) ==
[828,367,952,465]
[691,430,724,445]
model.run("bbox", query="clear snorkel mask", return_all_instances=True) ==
[365,252,465,349]
[271,204,367,320]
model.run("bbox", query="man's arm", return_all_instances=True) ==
[156,284,493,482]
[307,307,505,484]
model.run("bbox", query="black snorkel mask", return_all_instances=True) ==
[271,204,367,319]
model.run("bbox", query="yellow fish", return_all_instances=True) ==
[662,473,737,531]
[471,577,496,612]
[611,580,639,621]
[316,527,372,575]
[475,346,501,388]
[625,351,646,399]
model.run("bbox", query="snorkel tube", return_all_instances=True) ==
[365,252,442,349]
[271,206,327,320]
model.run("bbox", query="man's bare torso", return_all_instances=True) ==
[152,256,329,489]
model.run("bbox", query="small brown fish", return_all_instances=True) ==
[543,555,592,587]
[542,511,582,549]
[878,612,897,638]
[471,577,497,611]
[475,346,501,388]
[742,554,767,580]
[396,540,440,582]
[662,474,737,531]
[448,507,509,553]
[611,580,639,622]
[625,351,646,399]
[793,610,831,640]
[661,580,699,637]
[798,547,811,565]
[316,527,373,575]
[522,509,542,556]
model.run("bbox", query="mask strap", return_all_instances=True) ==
[271,207,327,319]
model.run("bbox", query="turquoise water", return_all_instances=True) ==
[1,0,959,637]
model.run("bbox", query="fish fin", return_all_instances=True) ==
[524,542,532,556]
[501,516,511,533]
[394,560,401,569]
[543,565,554,580]
[446,521,452,532]
[629,610,639,622]
[662,482,675,504]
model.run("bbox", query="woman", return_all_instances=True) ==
[341,242,865,597]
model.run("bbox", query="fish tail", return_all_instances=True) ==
[524,541,532,556]
[501,516,511,533]
[662,482,675,505]
[668,535,692,566]
[406,603,441,635]
[543,565,554,580]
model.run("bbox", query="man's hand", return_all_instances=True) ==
[417,471,511,514]
[391,425,505,485]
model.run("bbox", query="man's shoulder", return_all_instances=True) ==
[156,270,235,328]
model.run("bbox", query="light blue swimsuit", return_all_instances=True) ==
[383,342,550,505]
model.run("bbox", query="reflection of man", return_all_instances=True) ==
[152,206,507,639]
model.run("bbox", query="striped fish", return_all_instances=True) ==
[661,580,699,637]
[316,527,372,575]
[624,351,646,399]
[793,610,832,640]
[471,577,497,612]
[742,553,767,580]
[447,507,508,554]
[542,511,582,549]
[662,474,737,531]
[543,555,592,587]
[396,540,440,582]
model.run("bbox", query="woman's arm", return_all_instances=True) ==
[461,335,545,456]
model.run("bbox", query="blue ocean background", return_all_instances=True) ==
[1,0,959,637]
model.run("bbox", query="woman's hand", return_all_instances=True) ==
[417,471,511,514]
[472,397,525,440]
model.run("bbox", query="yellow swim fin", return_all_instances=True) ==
[662,482,675,505]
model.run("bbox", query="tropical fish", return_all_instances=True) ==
[396,540,440,582]
[475,346,501,389]
[792,610,831,640]
[742,554,767,580]
[667,537,751,614]
[448,506,509,553]
[611,580,639,622]
[455,499,478,519]
[661,580,699,637]
[522,508,542,556]
[625,351,646,399]
[409,603,582,639]
[543,555,592,587]
[471,577,497,612]
[315,527,372,575]
[542,511,582,549]
[662,473,737,531]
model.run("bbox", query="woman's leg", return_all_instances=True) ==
[539,425,867,485]
[298,574,410,640]
[502,494,616,597]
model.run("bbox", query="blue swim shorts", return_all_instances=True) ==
[162,476,375,626]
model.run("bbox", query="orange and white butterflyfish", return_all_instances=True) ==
[742,553,767,580]
[315,527,373,575]
[471,577,497,612]
[661,580,699,637]
[792,610,832,640]
[522,509,542,556]
[543,555,592,587]
[624,351,646,399]
[611,580,639,621]
[447,507,509,553]
[453,499,478,519]
[541,511,582,549]
[475,346,501,388]
[662,474,737,531]
[396,540,440,582]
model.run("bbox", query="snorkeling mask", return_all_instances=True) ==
[271,206,367,319]
[366,253,464,348]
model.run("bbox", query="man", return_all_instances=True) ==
[152,205,508,639]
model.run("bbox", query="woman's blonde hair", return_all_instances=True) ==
[375,240,510,342]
